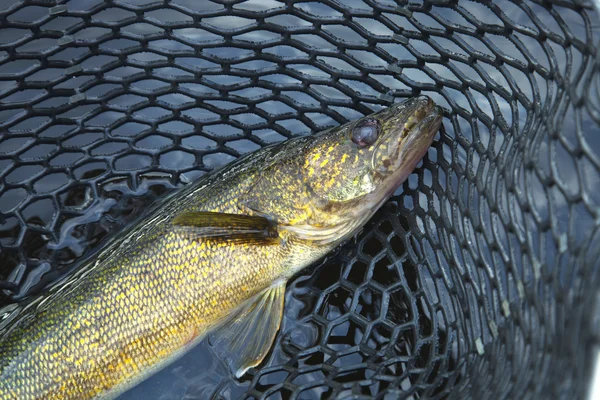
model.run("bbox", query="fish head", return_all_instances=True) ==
[295,96,443,243]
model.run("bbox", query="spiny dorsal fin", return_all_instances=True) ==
[209,281,286,378]
[171,211,279,245]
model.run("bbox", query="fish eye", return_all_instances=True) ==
[351,118,380,147]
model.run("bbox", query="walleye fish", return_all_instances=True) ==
[0,96,443,399]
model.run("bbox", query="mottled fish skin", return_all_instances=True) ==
[0,96,443,399]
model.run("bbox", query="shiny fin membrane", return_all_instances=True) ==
[171,211,279,245]
[209,281,286,378]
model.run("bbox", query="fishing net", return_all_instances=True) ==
[0,0,599,398]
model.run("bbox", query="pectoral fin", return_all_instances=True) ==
[171,211,279,245]
[209,281,286,378]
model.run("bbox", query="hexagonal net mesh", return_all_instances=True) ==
[0,0,599,398]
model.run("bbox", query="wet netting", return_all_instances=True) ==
[0,0,599,399]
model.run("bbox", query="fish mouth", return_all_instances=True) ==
[403,96,436,131]
[400,96,444,138]
[374,96,443,173]
[399,97,443,162]
[364,96,443,218]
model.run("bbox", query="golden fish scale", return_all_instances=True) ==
[0,144,328,400]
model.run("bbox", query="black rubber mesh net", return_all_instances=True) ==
[0,0,599,399]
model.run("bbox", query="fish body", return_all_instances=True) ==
[0,96,443,399]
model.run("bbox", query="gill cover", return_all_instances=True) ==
[238,126,373,245]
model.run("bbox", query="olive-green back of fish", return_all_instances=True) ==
[0,96,443,399]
